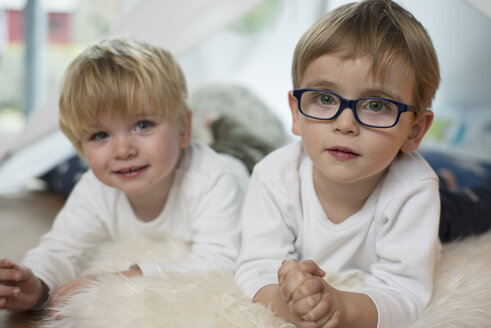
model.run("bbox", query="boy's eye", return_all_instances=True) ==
[90,131,109,141]
[309,92,340,108]
[367,100,385,112]
[363,100,397,113]
[313,92,336,106]
[320,94,334,105]
[135,120,154,131]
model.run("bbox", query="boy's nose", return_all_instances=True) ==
[331,106,360,135]
[114,136,137,159]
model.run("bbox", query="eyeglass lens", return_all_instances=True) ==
[300,91,400,127]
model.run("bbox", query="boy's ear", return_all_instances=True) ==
[288,91,301,136]
[400,110,434,153]
[179,108,192,148]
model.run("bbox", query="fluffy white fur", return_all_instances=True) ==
[40,231,491,328]
[406,231,491,328]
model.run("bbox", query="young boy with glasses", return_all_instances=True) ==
[235,1,441,327]
[0,38,248,311]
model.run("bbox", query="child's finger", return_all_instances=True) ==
[297,260,326,277]
[0,258,11,266]
[301,293,333,322]
[291,276,325,303]
[0,258,18,269]
[290,291,323,316]
[281,270,313,302]
[320,311,340,328]
[16,264,34,282]
[278,259,298,284]
[280,260,326,301]
[299,310,340,328]
[0,284,21,298]
[284,260,325,280]
[0,267,22,282]
[280,259,323,286]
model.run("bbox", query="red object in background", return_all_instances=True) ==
[6,9,72,44]
[6,10,23,42]
[47,12,71,43]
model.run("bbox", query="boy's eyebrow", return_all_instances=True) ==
[304,81,404,102]
[362,88,403,102]
[303,80,339,91]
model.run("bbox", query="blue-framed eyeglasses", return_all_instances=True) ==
[292,88,416,128]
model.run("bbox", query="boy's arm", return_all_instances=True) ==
[21,172,109,305]
[234,162,300,299]
[360,176,440,327]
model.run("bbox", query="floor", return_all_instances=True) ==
[0,190,65,261]
[0,190,65,327]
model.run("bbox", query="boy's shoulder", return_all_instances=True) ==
[179,140,249,183]
[253,140,306,178]
[386,151,438,186]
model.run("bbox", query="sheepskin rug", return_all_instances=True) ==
[40,231,491,328]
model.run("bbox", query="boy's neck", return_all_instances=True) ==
[313,167,386,224]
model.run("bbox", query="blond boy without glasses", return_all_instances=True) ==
[0,38,248,311]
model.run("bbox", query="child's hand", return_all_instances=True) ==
[0,258,47,311]
[278,259,325,304]
[278,259,342,328]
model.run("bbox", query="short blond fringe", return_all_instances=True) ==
[58,38,188,155]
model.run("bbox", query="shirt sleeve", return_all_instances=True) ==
[137,171,246,276]
[359,177,440,328]
[21,173,109,297]
[234,165,299,298]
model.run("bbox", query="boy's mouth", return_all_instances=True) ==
[327,146,359,160]
[113,165,149,176]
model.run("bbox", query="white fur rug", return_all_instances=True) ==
[40,231,491,328]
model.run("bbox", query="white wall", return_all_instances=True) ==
[179,0,328,131]
[396,0,491,158]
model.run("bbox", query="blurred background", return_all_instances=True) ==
[0,0,490,194]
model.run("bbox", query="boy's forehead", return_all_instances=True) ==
[305,52,412,78]
[302,54,414,102]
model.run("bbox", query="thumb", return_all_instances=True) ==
[17,265,35,282]
[278,259,298,285]
[302,260,326,277]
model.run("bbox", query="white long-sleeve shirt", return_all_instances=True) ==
[23,141,248,295]
[235,141,440,328]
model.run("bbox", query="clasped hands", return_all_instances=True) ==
[278,259,343,328]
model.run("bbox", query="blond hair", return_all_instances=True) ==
[292,0,440,114]
[59,38,188,154]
